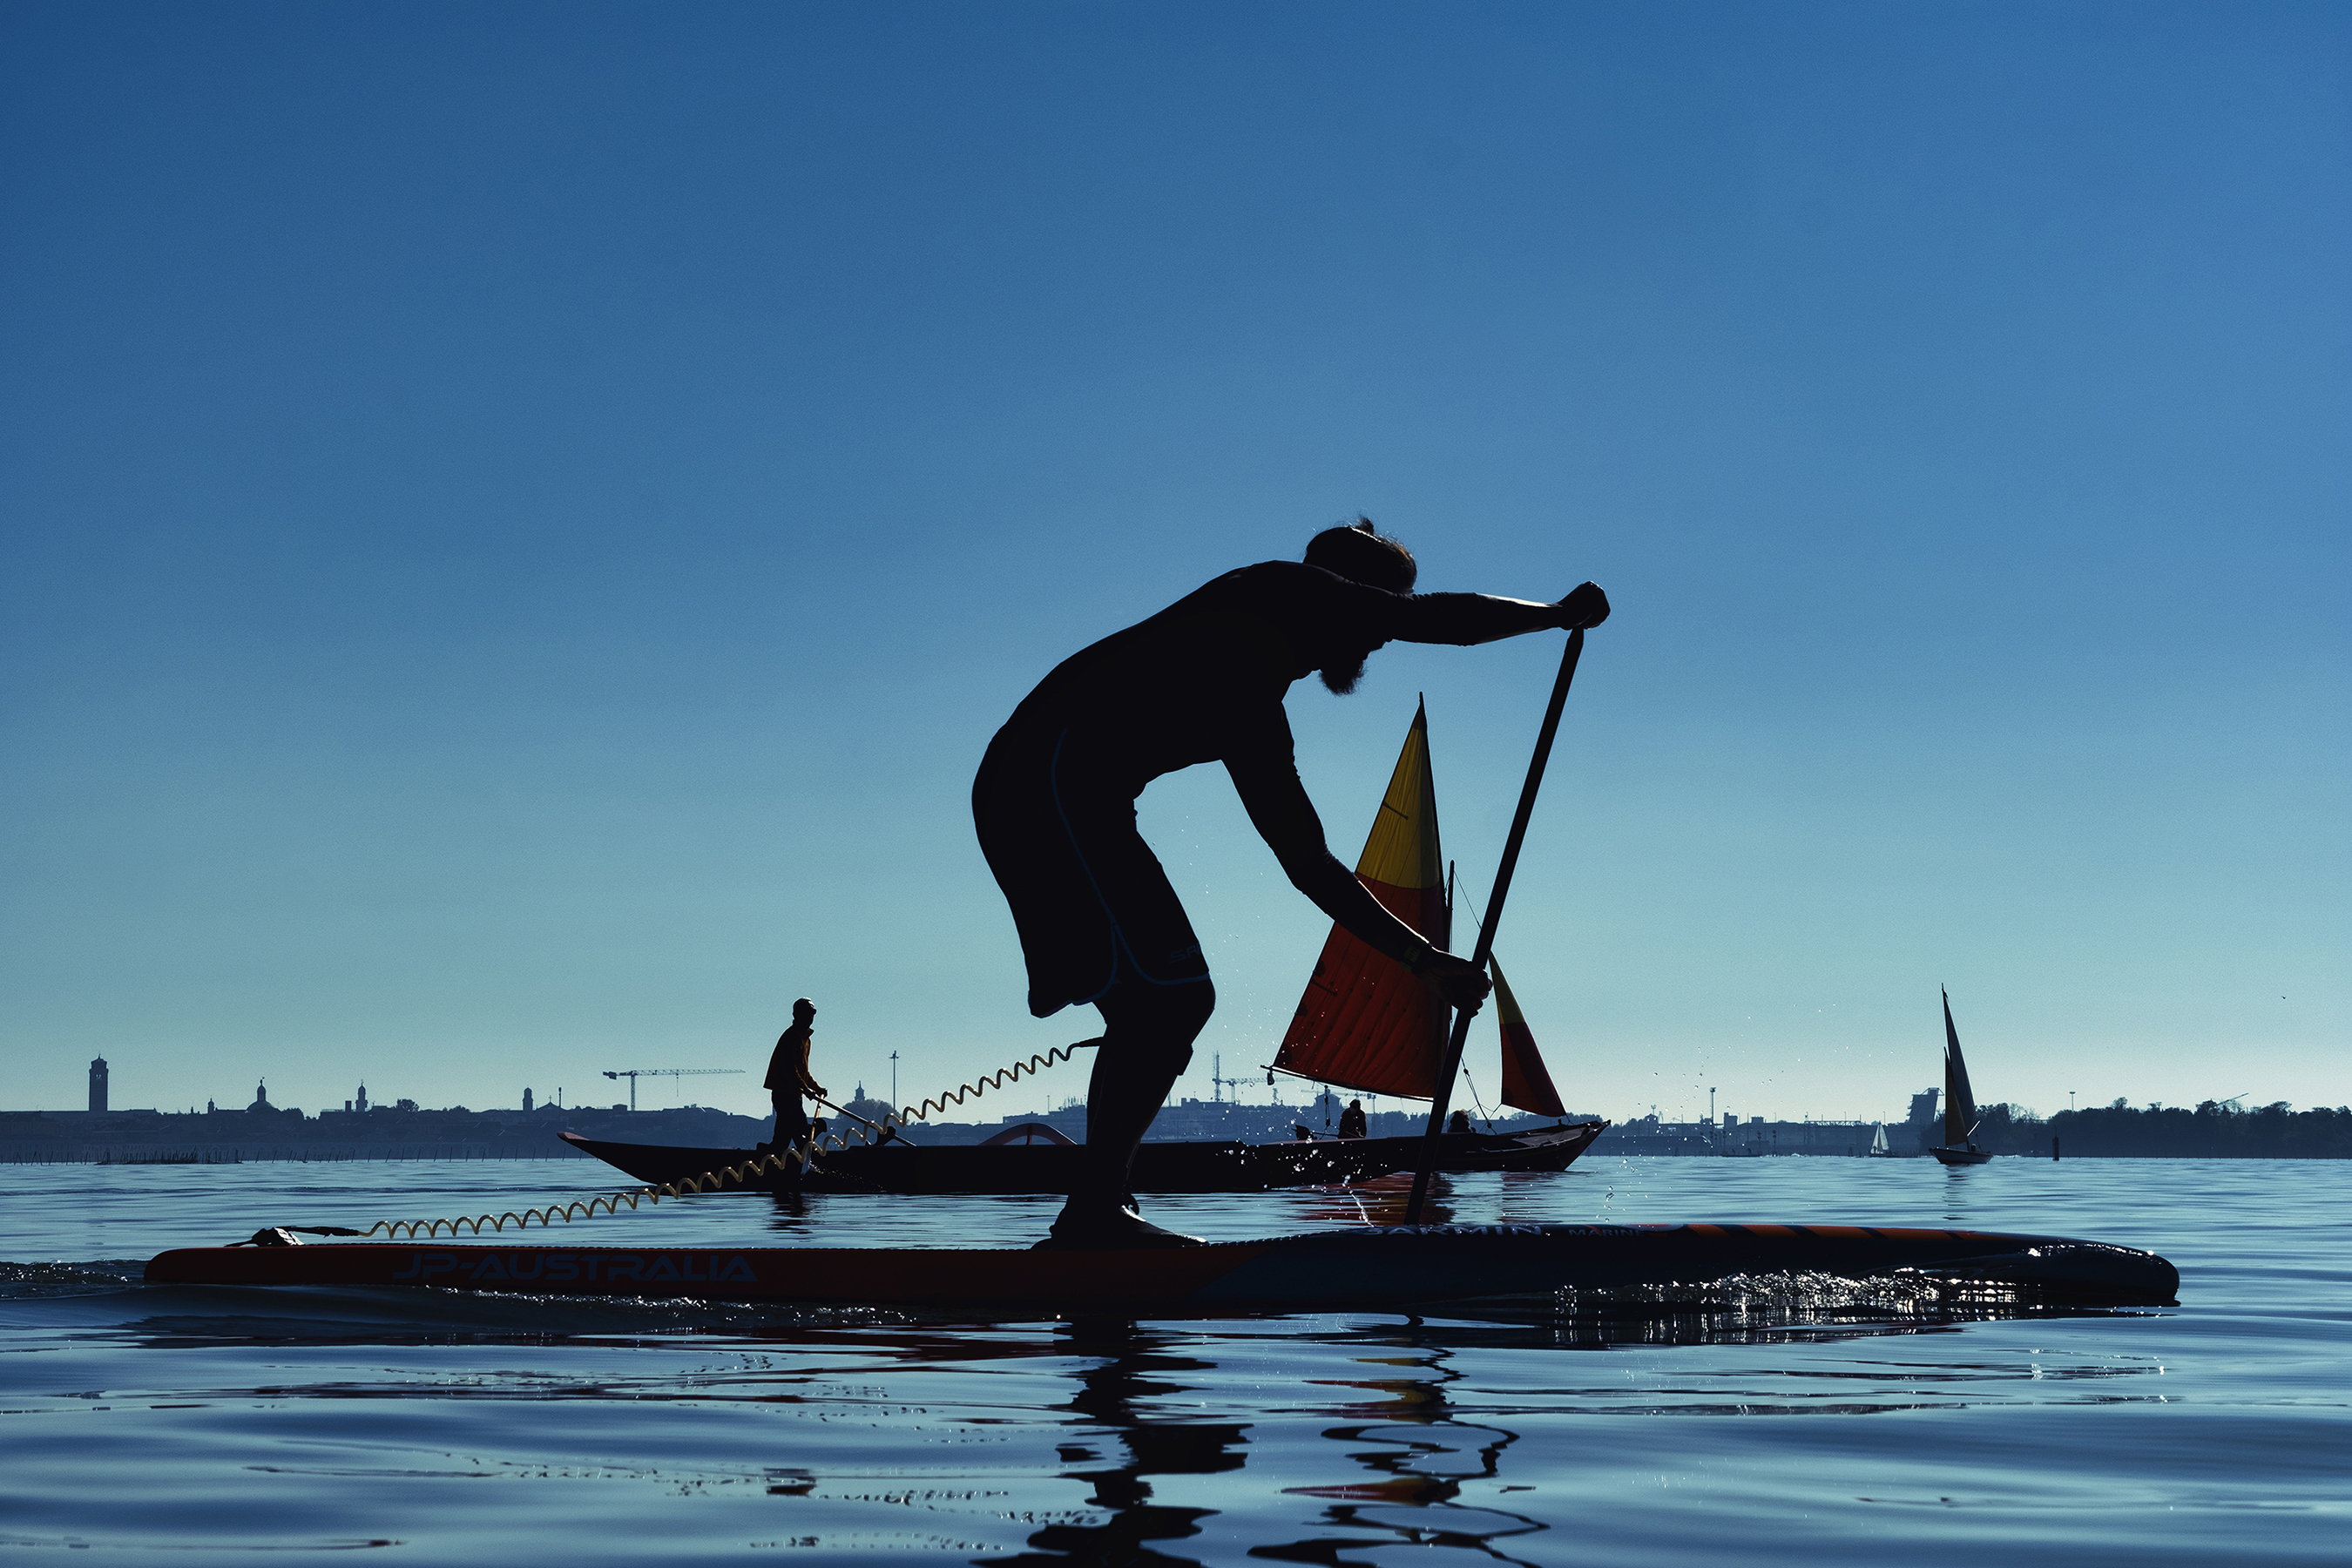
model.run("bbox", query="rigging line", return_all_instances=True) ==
[1449,882,1500,1132]
[326,1040,1097,1243]
[1460,1065,1496,1132]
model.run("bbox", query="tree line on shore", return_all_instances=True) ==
[1957,1099,2352,1159]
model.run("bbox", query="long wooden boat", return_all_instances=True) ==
[558,1129,1402,1194]
[561,1114,1608,1196]
[143,1220,2180,1309]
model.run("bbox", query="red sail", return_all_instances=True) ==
[1274,703,1449,1100]
[1490,957,1566,1118]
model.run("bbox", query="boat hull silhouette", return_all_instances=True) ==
[562,1130,1396,1194]
[1338,1119,1606,1174]
[560,1121,1605,1195]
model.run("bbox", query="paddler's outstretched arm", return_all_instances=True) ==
[1227,752,1491,1011]
[1395,581,1610,645]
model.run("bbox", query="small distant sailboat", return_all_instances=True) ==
[1929,987,1993,1166]
[1868,1122,1893,1158]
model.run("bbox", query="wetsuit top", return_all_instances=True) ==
[994,560,1513,870]
[764,1023,821,1098]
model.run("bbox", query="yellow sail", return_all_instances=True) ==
[1273,701,1450,1098]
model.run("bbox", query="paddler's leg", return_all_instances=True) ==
[770,1092,810,1185]
[981,740,1211,1246]
[1042,979,1213,1247]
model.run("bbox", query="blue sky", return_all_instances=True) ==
[3,1,2344,1127]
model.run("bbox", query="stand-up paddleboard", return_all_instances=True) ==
[145,1222,2178,1310]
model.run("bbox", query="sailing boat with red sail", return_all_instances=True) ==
[1273,702,1605,1172]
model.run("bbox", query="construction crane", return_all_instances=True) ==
[1209,1052,1253,1105]
[601,1067,743,1112]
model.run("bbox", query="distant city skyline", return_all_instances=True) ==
[4,5,2344,1125]
[18,1051,2330,1132]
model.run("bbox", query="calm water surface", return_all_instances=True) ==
[3,1155,2345,1564]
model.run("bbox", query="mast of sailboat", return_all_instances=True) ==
[1440,857,1457,1098]
[1405,626,1587,1223]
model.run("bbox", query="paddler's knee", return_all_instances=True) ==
[1169,978,1215,1037]
[1099,977,1215,1043]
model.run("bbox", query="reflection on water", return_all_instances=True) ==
[2,1158,2344,1565]
[997,1318,1550,1566]
[1284,1173,1451,1231]
[766,1187,812,1233]
[1004,1321,1244,1563]
[1277,1332,1547,1565]
[1943,1159,1986,1226]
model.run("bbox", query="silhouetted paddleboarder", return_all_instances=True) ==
[974,520,1608,1247]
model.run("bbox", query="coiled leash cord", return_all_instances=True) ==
[235,1038,1097,1246]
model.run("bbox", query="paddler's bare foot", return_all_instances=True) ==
[1031,1201,1206,1250]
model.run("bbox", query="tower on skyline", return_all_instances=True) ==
[88,1057,107,1113]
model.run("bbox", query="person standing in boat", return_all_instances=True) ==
[1337,1098,1369,1139]
[975,519,1609,1247]
[762,997,828,1156]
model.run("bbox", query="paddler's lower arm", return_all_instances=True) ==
[1285,852,1443,971]
[1229,756,1443,970]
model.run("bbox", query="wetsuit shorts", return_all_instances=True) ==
[973,726,1211,1018]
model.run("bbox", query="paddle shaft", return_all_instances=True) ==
[1404,626,1585,1223]
[814,1095,880,1132]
